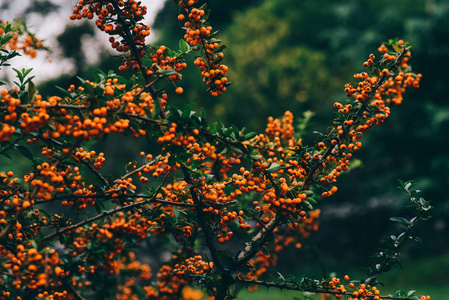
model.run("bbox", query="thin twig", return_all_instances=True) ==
[139,166,174,214]
[117,160,156,182]
[0,135,23,155]
[63,279,87,300]
[80,158,110,187]
[132,76,162,100]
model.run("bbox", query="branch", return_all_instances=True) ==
[366,183,432,283]
[132,76,162,100]
[237,279,422,300]
[301,145,334,189]
[235,216,280,265]
[180,164,224,270]
[122,113,167,126]
[41,192,196,242]
[234,173,286,265]
[35,193,197,208]
[116,160,156,182]
[109,0,167,119]
[0,104,90,112]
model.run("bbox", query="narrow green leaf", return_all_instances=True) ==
[390,217,409,226]
[244,132,257,140]
[27,80,36,103]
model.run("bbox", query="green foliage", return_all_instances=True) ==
[0,22,21,85]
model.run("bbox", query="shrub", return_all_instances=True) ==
[0,1,430,300]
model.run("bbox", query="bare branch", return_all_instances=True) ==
[41,193,196,242]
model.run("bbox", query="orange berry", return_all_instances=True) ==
[175,87,183,94]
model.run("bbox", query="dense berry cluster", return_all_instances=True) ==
[71,0,150,71]
[176,0,230,96]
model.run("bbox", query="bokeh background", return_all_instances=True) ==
[1,0,448,298]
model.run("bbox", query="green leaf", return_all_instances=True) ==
[12,68,23,82]
[302,200,314,210]
[214,45,226,53]
[392,44,400,53]
[277,272,285,281]
[13,144,36,163]
[244,132,257,140]
[167,48,176,57]
[303,190,314,196]
[266,163,281,173]
[94,201,102,214]
[55,86,73,98]
[305,197,317,205]
[58,234,65,244]
[151,99,160,119]
[173,206,181,219]
[404,181,414,191]
[410,236,423,243]
[76,76,86,84]
[249,153,262,160]
[27,80,36,103]
[22,68,33,78]
[390,217,410,227]
[148,224,164,231]
[209,122,217,134]
[82,82,94,95]
[179,39,190,53]
[208,30,219,39]
[182,103,195,119]
[260,246,269,256]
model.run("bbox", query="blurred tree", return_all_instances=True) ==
[28,0,60,15]
[56,22,94,74]
[0,0,60,18]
